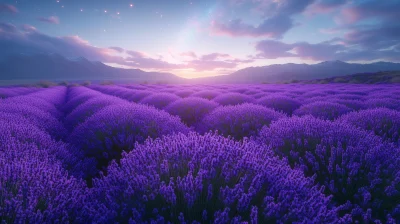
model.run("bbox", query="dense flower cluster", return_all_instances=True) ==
[63,87,103,114]
[0,140,93,223]
[199,103,285,139]
[68,103,190,167]
[92,132,338,223]
[339,108,400,145]
[258,116,400,222]
[213,92,255,106]
[165,97,219,127]
[293,101,353,120]
[64,92,126,131]
[191,90,222,100]
[256,95,302,115]
[1,83,400,223]
[174,89,194,98]
[0,87,37,98]
[139,93,180,109]
[90,85,154,102]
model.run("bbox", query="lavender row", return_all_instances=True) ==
[257,116,400,222]
[0,86,39,99]
[0,87,99,222]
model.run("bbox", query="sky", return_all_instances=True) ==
[0,0,399,78]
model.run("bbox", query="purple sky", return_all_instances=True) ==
[0,0,399,78]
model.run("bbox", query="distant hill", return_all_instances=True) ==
[0,53,185,84]
[2,54,400,85]
[300,71,400,84]
[192,60,400,83]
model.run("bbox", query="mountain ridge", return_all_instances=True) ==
[1,53,400,84]
[0,53,185,84]
[192,60,400,83]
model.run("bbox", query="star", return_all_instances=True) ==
[80,9,83,12]
[130,4,134,7]
[104,10,107,13]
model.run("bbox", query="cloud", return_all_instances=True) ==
[253,0,400,63]
[254,40,296,59]
[254,31,400,62]
[305,0,346,14]
[200,53,230,61]
[0,4,18,13]
[344,24,400,50]
[211,0,316,39]
[180,51,197,59]
[0,23,252,72]
[0,23,18,33]
[337,1,400,24]
[38,16,60,24]
[109,47,124,53]
[211,15,293,38]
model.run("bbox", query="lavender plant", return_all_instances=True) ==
[293,101,352,120]
[165,97,219,127]
[68,103,190,167]
[199,103,285,140]
[258,116,400,222]
[91,132,339,223]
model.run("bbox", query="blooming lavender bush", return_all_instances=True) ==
[27,86,67,108]
[174,89,194,98]
[91,132,338,223]
[127,90,154,102]
[258,116,400,222]
[339,108,400,145]
[213,93,255,106]
[0,87,37,98]
[293,101,352,120]
[0,113,97,179]
[199,103,285,139]
[68,103,190,167]
[257,95,302,115]
[2,96,62,118]
[139,93,180,109]
[63,87,101,114]
[165,97,219,127]
[329,99,366,111]
[0,139,94,223]
[364,98,400,110]
[65,95,125,131]
[191,90,222,100]
[1,83,400,223]
[0,103,67,140]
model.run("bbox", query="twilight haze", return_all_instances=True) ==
[0,0,399,78]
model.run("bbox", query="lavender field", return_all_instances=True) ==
[1,83,400,223]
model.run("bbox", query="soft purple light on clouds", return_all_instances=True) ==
[0,4,18,14]
[0,0,398,78]
[38,16,60,24]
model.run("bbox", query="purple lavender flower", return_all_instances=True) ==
[91,132,338,223]
[68,103,189,167]
[258,116,400,222]
[165,97,219,127]
[199,103,285,140]
[293,101,352,120]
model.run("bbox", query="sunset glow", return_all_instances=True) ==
[0,0,399,78]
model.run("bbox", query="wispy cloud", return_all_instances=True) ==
[38,16,60,24]
[0,23,252,73]
[0,4,18,13]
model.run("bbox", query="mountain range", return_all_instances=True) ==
[194,60,400,83]
[1,53,400,84]
[0,53,184,84]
